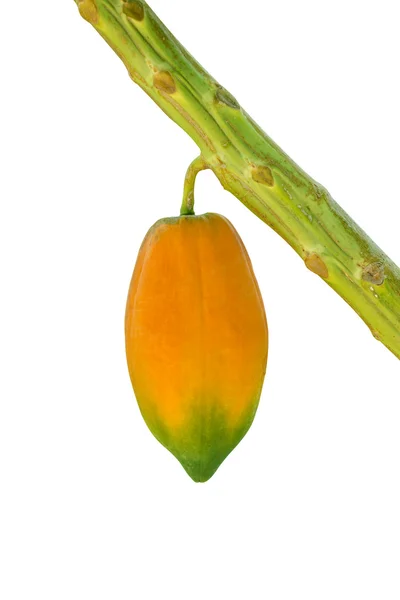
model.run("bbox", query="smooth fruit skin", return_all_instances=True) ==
[125,213,268,482]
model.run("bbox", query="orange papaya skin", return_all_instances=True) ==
[125,213,268,482]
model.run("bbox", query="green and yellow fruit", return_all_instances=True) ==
[125,213,268,482]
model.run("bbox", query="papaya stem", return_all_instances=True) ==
[180,156,208,216]
[73,0,400,360]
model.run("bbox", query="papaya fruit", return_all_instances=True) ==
[125,213,268,482]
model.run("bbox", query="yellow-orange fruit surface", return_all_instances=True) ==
[125,213,268,481]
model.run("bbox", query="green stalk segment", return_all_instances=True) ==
[74,0,400,359]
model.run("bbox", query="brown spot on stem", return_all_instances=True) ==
[215,86,240,109]
[251,165,274,187]
[305,253,329,278]
[122,0,145,21]
[362,261,385,286]
[77,0,98,23]
[154,71,176,94]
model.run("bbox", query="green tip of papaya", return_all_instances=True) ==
[165,405,258,483]
[176,448,231,483]
[182,463,219,484]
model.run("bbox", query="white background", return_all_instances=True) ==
[1,1,400,598]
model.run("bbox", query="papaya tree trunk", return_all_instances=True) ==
[74,0,400,359]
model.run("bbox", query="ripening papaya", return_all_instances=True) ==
[125,213,268,482]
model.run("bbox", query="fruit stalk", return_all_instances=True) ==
[74,0,400,359]
[180,156,208,216]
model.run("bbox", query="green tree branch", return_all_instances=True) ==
[74,0,400,359]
